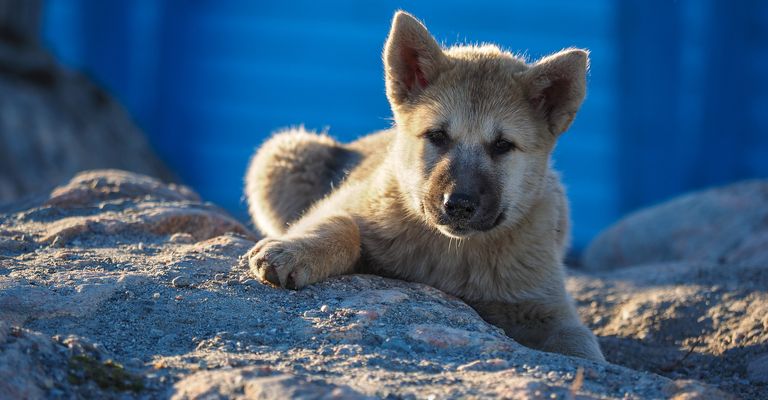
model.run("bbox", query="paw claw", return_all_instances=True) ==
[246,238,312,290]
[286,271,298,290]
[263,264,281,287]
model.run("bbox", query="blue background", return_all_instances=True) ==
[40,1,768,249]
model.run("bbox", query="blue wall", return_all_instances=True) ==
[41,1,768,249]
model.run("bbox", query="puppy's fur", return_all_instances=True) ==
[244,11,604,362]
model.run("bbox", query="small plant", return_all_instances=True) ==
[67,355,144,392]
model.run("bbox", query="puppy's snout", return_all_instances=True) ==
[442,193,478,220]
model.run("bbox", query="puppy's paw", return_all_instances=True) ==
[542,324,606,363]
[247,238,313,290]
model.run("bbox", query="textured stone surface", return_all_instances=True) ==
[583,180,768,271]
[574,180,768,399]
[171,368,373,400]
[569,262,767,399]
[0,170,749,399]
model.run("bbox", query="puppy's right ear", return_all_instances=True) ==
[384,11,447,107]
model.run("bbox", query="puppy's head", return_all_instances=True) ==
[384,11,588,238]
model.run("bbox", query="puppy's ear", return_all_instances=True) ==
[522,49,589,136]
[383,11,447,107]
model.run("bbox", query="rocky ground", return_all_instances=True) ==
[574,181,768,399]
[0,170,763,399]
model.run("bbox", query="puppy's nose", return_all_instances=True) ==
[443,193,478,220]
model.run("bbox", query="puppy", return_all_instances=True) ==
[244,11,604,362]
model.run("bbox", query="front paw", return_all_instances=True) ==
[542,324,606,363]
[247,238,313,289]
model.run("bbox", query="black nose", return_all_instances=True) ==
[443,193,478,220]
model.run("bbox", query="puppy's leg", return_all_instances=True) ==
[247,211,360,290]
[244,128,354,237]
[470,296,605,362]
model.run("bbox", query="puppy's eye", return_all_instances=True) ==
[424,129,450,147]
[491,138,516,156]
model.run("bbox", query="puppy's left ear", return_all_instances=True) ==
[521,49,589,136]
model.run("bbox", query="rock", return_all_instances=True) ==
[747,354,768,384]
[583,180,768,270]
[662,380,734,400]
[457,358,510,372]
[569,262,767,399]
[0,322,142,399]
[171,275,191,288]
[0,323,57,400]
[0,26,174,204]
[570,181,768,399]
[407,324,512,353]
[169,233,196,244]
[171,368,372,400]
[44,169,197,208]
[0,169,722,399]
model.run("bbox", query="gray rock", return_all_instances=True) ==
[171,275,191,288]
[171,368,373,400]
[0,170,735,399]
[169,233,196,244]
[569,259,768,398]
[583,180,768,271]
[0,30,174,204]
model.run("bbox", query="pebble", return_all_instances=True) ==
[382,337,411,352]
[172,275,191,288]
[318,346,334,356]
[240,279,259,287]
[169,233,195,244]
[457,358,510,372]
[334,344,362,356]
[356,309,380,321]
[547,371,559,381]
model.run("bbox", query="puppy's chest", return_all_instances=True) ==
[358,224,535,301]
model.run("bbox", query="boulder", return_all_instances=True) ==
[569,261,767,400]
[0,24,173,203]
[583,180,768,270]
[0,170,728,399]
[573,180,768,399]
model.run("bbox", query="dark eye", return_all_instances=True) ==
[424,129,450,147]
[491,138,516,156]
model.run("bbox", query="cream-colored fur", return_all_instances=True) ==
[244,11,604,362]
